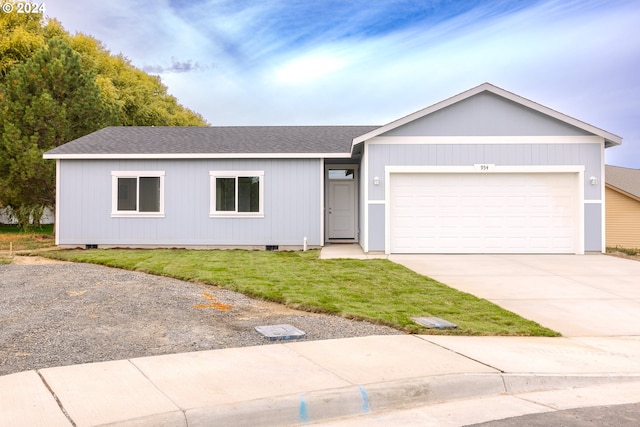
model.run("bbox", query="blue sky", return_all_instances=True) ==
[46,0,639,167]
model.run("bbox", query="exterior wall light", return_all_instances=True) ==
[590,176,597,185]
[373,176,380,185]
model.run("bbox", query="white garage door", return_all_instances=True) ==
[389,173,579,254]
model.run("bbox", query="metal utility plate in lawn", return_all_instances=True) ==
[412,317,458,329]
[255,324,306,341]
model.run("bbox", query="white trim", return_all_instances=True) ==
[362,142,369,252]
[600,142,606,253]
[367,200,385,204]
[209,170,264,177]
[319,159,324,246]
[577,169,585,255]
[110,213,166,218]
[209,170,265,217]
[55,159,60,246]
[584,200,603,204]
[353,83,622,146]
[384,167,391,254]
[366,136,603,145]
[324,163,359,242]
[384,165,586,255]
[111,171,165,218]
[385,165,585,174]
[44,152,351,160]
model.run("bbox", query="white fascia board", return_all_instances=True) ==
[352,83,622,147]
[366,136,604,145]
[43,152,351,160]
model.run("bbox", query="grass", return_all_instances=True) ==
[607,246,640,256]
[41,248,559,336]
[0,224,55,263]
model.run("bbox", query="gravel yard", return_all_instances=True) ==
[0,258,400,376]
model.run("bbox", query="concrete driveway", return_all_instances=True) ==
[389,254,640,337]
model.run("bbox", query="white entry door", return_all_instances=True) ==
[328,180,356,239]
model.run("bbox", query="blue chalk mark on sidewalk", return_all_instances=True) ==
[300,394,309,423]
[359,385,371,413]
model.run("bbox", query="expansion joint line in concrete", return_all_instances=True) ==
[416,336,506,373]
[36,370,76,427]
[128,359,189,425]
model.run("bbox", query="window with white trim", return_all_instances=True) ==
[210,171,264,217]
[111,171,165,217]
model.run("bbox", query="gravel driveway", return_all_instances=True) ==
[0,258,400,376]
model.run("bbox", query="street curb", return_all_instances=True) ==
[166,373,640,427]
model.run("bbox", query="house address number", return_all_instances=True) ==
[474,164,495,171]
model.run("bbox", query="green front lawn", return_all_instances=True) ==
[41,249,559,336]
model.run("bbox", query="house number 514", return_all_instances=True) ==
[475,164,494,171]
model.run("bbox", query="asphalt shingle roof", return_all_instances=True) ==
[44,126,379,157]
[606,165,640,198]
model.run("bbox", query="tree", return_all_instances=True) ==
[0,14,207,227]
[67,33,206,126]
[0,38,115,226]
[0,3,46,80]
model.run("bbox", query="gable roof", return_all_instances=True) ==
[43,125,379,159]
[352,83,622,148]
[606,165,640,201]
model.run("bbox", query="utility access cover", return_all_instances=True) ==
[255,324,306,341]
[412,317,458,329]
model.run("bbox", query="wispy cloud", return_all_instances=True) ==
[142,57,212,74]
[46,0,640,166]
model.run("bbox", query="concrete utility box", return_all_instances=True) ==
[412,317,458,329]
[254,324,306,341]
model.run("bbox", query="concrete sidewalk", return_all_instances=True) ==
[3,334,640,426]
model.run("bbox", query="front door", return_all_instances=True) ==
[328,179,356,239]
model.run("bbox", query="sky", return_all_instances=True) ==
[44,0,639,167]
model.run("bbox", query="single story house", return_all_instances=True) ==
[605,165,640,249]
[43,83,621,254]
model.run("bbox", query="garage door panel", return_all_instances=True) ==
[389,173,578,254]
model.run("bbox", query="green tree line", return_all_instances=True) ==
[0,4,207,227]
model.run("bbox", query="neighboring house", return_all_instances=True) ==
[605,165,640,249]
[43,83,621,254]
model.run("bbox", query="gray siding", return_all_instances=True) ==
[584,203,603,251]
[383,92,591,137]
[58,159,321,246]
[367,143,602,201]
[365,142,604,252]
[367,204,385,251]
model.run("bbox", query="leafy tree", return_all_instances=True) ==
[0,3,46,79]
[0,11,207,227]
[67,33,206,126]
[0,38,115,226]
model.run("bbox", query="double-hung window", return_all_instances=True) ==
[111,171,165,217]
[210,171,264,217]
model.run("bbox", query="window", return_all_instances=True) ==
[328,169,355,180]
[111,171,165,217]
[210,171,264,217]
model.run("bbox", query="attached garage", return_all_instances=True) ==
[355,84,621,255]
[386,166,583,254]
